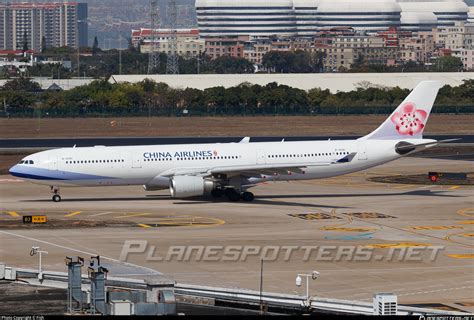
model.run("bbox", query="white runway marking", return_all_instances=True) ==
[397,285,474,297]
[0,230,160,275]
[0,179,23,183]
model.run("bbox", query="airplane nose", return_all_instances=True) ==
[9,165,19,177]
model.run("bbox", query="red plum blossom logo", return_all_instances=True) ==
[390,102,427,136]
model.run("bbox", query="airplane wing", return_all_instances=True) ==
[159,162,329,178]
[159,153,357,178]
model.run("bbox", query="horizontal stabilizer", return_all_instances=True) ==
[395,138,460,155]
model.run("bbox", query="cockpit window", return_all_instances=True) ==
[29,160,34,164]
[19,160,24,164]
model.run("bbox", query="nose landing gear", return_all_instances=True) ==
[51,186,61,202]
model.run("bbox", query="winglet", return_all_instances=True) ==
[239,137,250,143]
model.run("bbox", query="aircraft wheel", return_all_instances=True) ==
[211,189,224,198]
[241,192,255,202]
[225,189,240,202]
[52,194,61,202]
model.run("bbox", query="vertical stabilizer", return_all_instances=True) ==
[360,81,441,140]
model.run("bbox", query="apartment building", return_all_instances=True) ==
[435,21,474,50]
[453,48,474,69]
[399,30,436,63]
[132,28,205,58]
[204,36,249,60]
[0,2,86,51]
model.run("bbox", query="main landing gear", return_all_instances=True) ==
[241,191,255,202]
[212,188,255,202]
[51,186,61,202]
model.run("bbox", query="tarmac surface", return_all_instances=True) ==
[0,134,472,148]
[0,157,473,313]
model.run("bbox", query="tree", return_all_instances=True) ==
[92,36,100,55]
[262,51,290,72]
[261,51,324,73]
[127,37,135,51]
[308,88,331,106]
[22,31,29,52]
[430,56,463,72]
[1,77,41,92]
[217,56,253,73]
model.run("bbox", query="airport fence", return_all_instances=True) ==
[1,104,473,118]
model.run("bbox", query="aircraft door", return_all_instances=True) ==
[48,156,58,171]
[357,142,368,160]
[132,152,142,168]
[256,149,266,165]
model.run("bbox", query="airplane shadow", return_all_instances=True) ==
[255,189,463,199]
[176,198,351,209]
[22,189,461,207]
[173,189,462,207]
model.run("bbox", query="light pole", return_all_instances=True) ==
[30,246,48,280]
[296,271,320,306]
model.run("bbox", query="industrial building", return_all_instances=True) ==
[195,0,469,37]
[0,2,88,51]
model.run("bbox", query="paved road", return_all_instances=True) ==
[1,135,472,148]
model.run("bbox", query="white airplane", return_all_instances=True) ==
[9,81,450,203]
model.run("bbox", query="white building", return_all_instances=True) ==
[109,72,474,93]
[398,0,469,27]
[315,0,401,32]
[468,6,474,23]
[195,0,469,37]
[196,0,298,38]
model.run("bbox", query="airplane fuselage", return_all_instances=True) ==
[9,138,430,188]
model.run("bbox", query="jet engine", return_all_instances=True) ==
[169,175,216,198]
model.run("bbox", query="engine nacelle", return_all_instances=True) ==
[169,175,216,198]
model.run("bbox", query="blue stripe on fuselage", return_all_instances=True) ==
[9,165,117,181]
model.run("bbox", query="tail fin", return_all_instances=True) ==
[360,81,441,140]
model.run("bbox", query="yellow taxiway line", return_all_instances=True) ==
[365,242,431,248]
[457,208,474,218]
[447,254,474,259]
[64,211,82,217]
[6,211,20,217]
